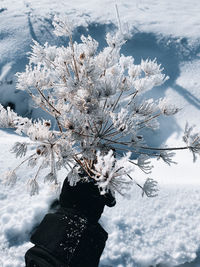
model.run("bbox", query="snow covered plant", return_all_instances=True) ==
[0,16,200,197]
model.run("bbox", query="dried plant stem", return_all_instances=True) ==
[100,120,109,136]
[51,83,68,87]
[73,156,93,179]
[127,90,138,105]
[64,61,71,77]
[112,91,123,112]
[93,121,99,135]
[34,164,43,181]
[103,130,119,138]
[102,98,107,111]
[13,153,36,172]
[102,137,130,145]
[41,54,57,69]
[115,3,122,34]
[65,161,73,170]
[126,173,146,193]
[34,97,62,132]
[126,173,133,181]
[69,35,79,81]
[87,120,95,134]
[38,103,54,117]
[72,130,93,138]
[136,112,162,126]
[102,122,114,136]
[139,145,192,152]
[192,136,200,145]
[36,85,61,115]
[103,127,116,136]
[83,158,91,173]
[51,149,58,184]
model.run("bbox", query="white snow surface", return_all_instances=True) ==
[1,0,200,266]
[1,130,200,267]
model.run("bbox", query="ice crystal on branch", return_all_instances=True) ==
[11,142,28,158]
[183,123,200,162]
[94,151,133,196]
[157,151,177,165]
[141,178,159,198]
[4,171,17,187]
[0,16,199,197]
[27,179,39,196]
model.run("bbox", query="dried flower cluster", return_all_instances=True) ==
[0,17,200,197]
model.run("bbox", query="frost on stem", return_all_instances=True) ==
[27,179,39,196]
[44,172,57,184]
[183,123,200,162]
[11,142,27,158]
[93,151,133,197]
[67,168,81,186]
[141,178,159,198]
[0,16,199,197]
[137,155,153,174]
[4,171,17,187]
[157,151,177,165]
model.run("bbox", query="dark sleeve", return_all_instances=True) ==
[59,178,102,207]
[59,178,81,207]
[103,191,116,207]
[59,177,116,209]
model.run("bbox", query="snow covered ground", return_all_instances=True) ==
[1,0,200,266]
[1,130,200,267]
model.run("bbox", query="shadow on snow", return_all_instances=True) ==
[0,21,200,146]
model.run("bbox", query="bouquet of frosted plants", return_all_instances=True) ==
[0,16,200,197]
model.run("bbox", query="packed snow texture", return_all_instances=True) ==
[1,0,200,266]
[1,130,200,267]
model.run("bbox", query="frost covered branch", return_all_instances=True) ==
[0,16,199,197]
[141,178,159,198]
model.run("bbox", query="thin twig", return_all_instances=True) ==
[64,61,71,77]
[103,130,119,138]
[102,98,108,111]
[34,164,43,181]
[13,153,37,172]
[127,90,138,106]
[139,145,192,152]
[36,85,61,115]
[100,119,110,136]
[136,112,162,126]
[73,156,93,179]
[69,35,79,81]
[102,137,130,145]
[101,122,114,136]
[115,3,122,34]
[112,91,123,112]
[55,116,63,133]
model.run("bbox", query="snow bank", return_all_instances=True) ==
[101,184,200,267]
[1,130,200,267]
[0,129,67,267]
